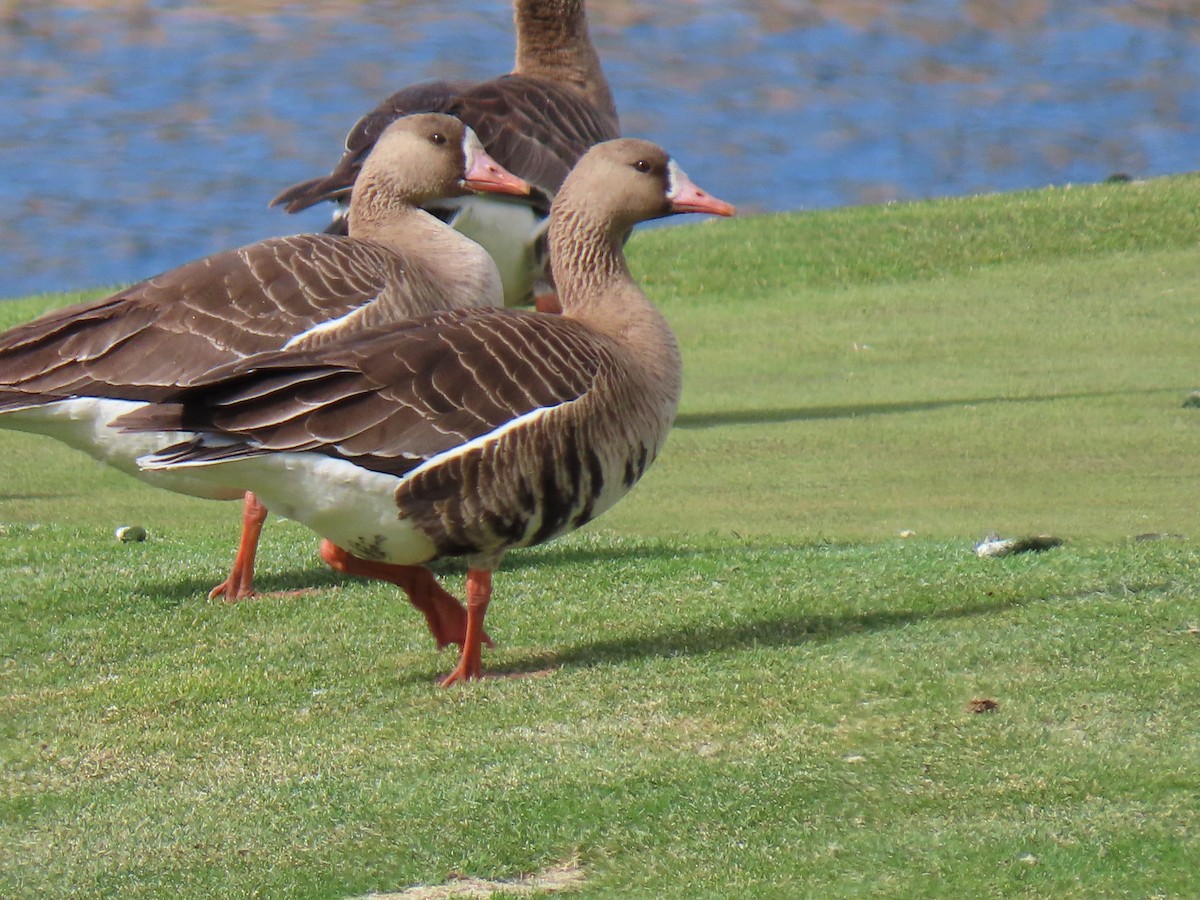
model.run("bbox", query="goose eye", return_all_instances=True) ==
[430,132,447,146]
[632,159,653,174]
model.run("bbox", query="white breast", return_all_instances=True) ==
[433,195,546,307]
[139,448,439,565]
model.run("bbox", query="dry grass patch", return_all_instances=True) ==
[361,859,585,898]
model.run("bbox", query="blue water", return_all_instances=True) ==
[1,0,1197,299]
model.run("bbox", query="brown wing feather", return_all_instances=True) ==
[446,76,619,202]
[271,75,619,220]
[121,308,608,476]
[0,236,412,402]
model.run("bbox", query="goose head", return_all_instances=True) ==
[349,113,530,230]
[551,138,735,246]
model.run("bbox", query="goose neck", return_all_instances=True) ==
[514,0,617,119]
[549,209,630,313]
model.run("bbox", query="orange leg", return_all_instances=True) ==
[208,492,269,602]
[439,568,493,687]
[534,291,562,315]
[319,540,491,650]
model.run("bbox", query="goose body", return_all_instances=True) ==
[271,0,619,309]
[0,114,529,603]
[135,308,670,564]
[125,138,735,684]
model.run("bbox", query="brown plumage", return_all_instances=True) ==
[123,138,735,685]
[270,0,619,309]
[0,113,529,607]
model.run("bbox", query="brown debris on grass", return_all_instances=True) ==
[966,698,1000,714]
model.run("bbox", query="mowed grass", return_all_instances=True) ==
[1,175,1199,897]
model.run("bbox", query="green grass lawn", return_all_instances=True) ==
[2,175,1199,897]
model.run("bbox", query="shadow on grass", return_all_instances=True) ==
[134,539,709,605]
[481,541,721,573]
[520,593,1036,680]
[126,535,1048,687]
[132,553,1053,689]
[675,386,1188,429]
[135,567,344,606]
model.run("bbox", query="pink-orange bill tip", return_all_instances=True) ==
[463,149,532,197]
[668,166,736,217]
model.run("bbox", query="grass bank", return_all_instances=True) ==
[2,175,1199,897]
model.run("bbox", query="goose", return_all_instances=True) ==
[270,0,619,312]
[0,113,530,621]
[120,138,735,685]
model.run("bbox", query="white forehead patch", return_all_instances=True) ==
[665,159,685,200]
[462,127,484,174]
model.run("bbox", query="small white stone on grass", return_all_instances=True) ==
[975,533,1063,557]
[975,536,1015,557]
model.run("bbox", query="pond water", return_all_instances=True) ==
[1,0,1198,299]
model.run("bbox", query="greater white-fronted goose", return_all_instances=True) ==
[270,0,619,311]
[121,138,735,685]
[0,113,529,615]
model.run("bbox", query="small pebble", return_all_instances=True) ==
[115,525,147,543]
